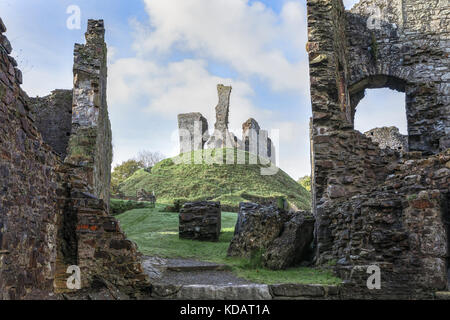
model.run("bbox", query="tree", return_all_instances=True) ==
[298,175,311,192]
[136,150,165,169]
[111,159,144,195]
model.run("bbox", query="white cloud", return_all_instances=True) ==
[108,0,312,178]
[130,0,309,93]
[108,58,267,131]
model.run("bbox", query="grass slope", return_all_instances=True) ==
[117,205,341,285]
[119,148,311,211]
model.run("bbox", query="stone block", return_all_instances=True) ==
[179,201,221,242]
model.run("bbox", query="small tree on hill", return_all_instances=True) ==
[137,150,165,169]
[111,159,144,195]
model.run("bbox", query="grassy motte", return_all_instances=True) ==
[118,148,311,212]
[117,206,341,285]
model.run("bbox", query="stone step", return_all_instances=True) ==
[143,256,231,273]
[151,283,341,300]
[165,259,231,272]
[435,292,450,300]
[152,284,272,300]
[53,257,74,294]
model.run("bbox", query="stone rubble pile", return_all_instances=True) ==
[227,203,315,270]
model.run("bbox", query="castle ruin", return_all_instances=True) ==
[0,0,449,300]
[307,0,449,298]
[0,19,149,299]
[178,84,276,164]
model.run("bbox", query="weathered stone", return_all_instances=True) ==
[0,18,6,33]
[263,212,315,270]
[242,118,260,156]
[270,284,325,298]
[29,90,73,158]
[365,127,409,152]
[214,84,231,132]
[172,284,272,300]
[65,19,112,209]
[179,201,222,242]
[227,203,288,259]
[228,203,314,269]
[0,17,150,300]
[178,112,209,154]
[136,189,156,206]
[307,0,450,299]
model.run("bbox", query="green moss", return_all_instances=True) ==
[66,127,97,164]
[370,32,379,62]
[119,148,311,212]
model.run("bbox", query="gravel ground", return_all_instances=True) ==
[142,256,253,286]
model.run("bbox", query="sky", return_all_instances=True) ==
[0,0,407,180]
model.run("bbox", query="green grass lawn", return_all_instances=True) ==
[117,205,341,285]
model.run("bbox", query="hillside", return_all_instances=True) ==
[118,149,311,211]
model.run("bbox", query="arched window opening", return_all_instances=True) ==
[353,88,408,152]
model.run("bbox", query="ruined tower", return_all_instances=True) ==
[206,84,239,149]
[65,20,112,207]
[0,18,149,300]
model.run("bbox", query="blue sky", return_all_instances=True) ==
[0,0,406,179]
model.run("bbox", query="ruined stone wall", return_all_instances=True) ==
[365,126,409,152]
[29,90,73,159]
[178,112,209,154]
[0,17,149,300]
[65,20,112,207]
[333,151,449,299]
[347,0,449,154]
[307,0,449,297]
[0,18,62,299]
[177,85,276,164]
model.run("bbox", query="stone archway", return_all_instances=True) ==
[307,0,450,298]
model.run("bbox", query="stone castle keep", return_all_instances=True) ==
[0,0,448,300]
[178,84,276,164]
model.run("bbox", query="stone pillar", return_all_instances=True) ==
[65,20,112,208]
[215,84,231,132]
[258,129,269,161]
[178,112,209,154]
[243,118,260,156]
[206,84,237,149]
[268,137,276,165]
